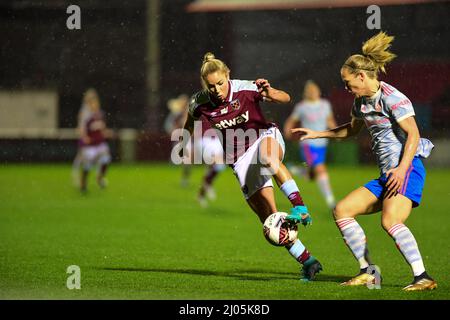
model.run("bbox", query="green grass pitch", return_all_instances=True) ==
[0,163,449,300]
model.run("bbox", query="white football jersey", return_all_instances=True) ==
[290,98,331,147]
[351,81,434,174]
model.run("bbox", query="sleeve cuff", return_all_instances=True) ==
[396,112,415,123]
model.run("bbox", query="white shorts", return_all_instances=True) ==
[232,127,285,200]
[81,142,111,169]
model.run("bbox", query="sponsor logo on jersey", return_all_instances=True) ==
[364,117,390,127]
[214,111,249,129]
[391,99,411,110]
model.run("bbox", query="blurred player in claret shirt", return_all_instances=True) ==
[76,88,112,193]
[181,52,322,281]
[284,80,337,210]
[72,95,93,186]
[291,32,436,291]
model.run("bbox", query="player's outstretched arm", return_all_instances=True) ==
[182,113,195,135]
[283,116,300,141]
[255,78,290,104]
[291,117,364,141]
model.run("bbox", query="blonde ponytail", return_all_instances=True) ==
[343,31,397,78]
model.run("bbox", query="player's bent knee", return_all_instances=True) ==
[381,214,399,231]
[333,200,354,220]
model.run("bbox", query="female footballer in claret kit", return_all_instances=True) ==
[180,52,322,281]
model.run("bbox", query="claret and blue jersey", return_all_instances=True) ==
[189,79,274,163]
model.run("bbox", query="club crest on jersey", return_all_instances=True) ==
[230,99,241,110]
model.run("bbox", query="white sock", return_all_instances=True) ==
[317,173,335,209]
[280,179,299,198]
[336,218,370,269]
[285,239,311,264]
[286,239,305,259]
[388,224,426,276]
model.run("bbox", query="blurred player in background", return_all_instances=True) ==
[291,32,436,291]
[181,52,322,281]
[284,80,337,210]
[76,88,112,193]
[194,116,226,208]
[164,94,191,187]
[165,94,225,206]
[72,94,93,186]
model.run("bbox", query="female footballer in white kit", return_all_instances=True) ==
[291,32,436,291]
[181,52,322,281]
[284,80,337,210]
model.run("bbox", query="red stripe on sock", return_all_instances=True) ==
[298,249,311,264]
[336,219,355,229]
[388,224,406,236]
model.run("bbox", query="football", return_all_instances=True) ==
[263,212,298,246]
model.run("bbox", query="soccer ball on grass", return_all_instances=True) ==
[263,212,298,246]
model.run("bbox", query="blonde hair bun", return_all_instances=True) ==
[203,52,215,64]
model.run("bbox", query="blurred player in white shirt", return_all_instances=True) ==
[165,94,225,206]
[284,81,337,210]
[164,94,192,187]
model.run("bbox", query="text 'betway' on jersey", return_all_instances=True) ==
[214,111,249,130]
